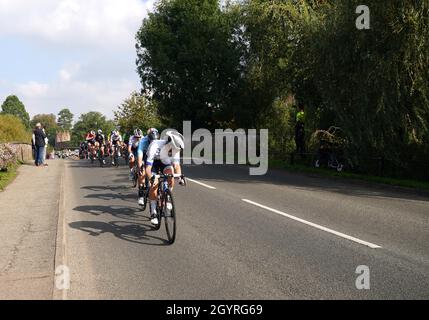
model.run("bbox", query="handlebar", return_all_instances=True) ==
[151,174,186,186]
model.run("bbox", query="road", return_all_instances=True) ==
[60,159,429,299]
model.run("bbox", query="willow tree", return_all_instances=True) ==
[291,1,429,175]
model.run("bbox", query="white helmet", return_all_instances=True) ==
[166,131,184,150]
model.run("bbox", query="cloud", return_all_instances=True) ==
[17,81,50,97]
[0,0,155,119]
[0,0,155,51]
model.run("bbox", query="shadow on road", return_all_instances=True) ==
[184,164,429,202]
[81,185,130,192]
[73,205,144,221]
[69,220,170,246]
[84,193,136,203]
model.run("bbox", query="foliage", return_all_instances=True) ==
[0,114,31,143]
[1,95,30,128]
[71,112,115,146]
[135,0,429,178]
[57,108,74,131]
[136,0,244,129]
[114,92,163,134]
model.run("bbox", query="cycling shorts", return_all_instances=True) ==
[151,160,172,174]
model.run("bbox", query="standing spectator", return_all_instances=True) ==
[33,123,46,167]
[295,103,306,156]
[42,127,49,166]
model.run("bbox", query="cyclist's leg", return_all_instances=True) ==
[163,165,174,190]
[94,142,100,156]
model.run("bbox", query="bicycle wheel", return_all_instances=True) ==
[132,167,138,188]
[142,176,150,211]
[163,189,176,244]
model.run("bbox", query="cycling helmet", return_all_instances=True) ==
[134,129,143,138]
[90,130,95,135]
[147,128,160,141]
[98,129,103,134]
[166,131,184,150]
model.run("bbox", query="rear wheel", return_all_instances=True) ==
[142,176,150,211]
[132,166,138,188]
[163,189,176,244]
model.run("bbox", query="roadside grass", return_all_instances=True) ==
[269,158,429,191]
[0,164,19,191]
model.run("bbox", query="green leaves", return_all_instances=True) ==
[1,95,30,129]
[114,92,162,133]
[57,108,74,132]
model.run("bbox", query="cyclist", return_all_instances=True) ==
[145,130,184,225]
[137,128,160,204]
[128,128,144,180]
[95,129,106,165]
[85,130,96,158]
[110,129,123,166]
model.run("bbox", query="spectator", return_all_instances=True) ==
[42,127,49,166]
[295,104,306,156]
[33,123,47,167]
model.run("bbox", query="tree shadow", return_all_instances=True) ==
[73,205,145,221]
[84,193,137,203]
[184,164,429,202]
[81,185,130,192]
[69,220,169,246]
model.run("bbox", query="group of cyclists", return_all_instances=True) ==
[81,127,185,226]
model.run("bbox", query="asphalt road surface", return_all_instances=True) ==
[61,159,429,299]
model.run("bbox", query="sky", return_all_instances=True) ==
[0,0,156,122]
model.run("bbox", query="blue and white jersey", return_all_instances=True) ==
[128,135,141,149]
[137,135,151,157]
[145,140,180,166]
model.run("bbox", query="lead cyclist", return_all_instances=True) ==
[137,128,160,203]
[144,131,185,225]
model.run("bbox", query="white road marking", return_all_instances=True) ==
[242,199,382,249]
[187,178,217,190]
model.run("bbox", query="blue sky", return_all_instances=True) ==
[0,0,155,121]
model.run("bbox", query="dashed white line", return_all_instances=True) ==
[242,199,382,249]
[186,178,217,190]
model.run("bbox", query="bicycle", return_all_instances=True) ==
[150,173,186,244]
[111,144,121,167]
[95,146,104,167]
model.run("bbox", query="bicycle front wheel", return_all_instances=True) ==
[163,189,176,244]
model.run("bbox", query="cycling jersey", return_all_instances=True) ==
[137,136,151,157]
[110,133,122,145]
[145,140,180,166]
[95,133,105,144]
[128,135,141,150]
[85,133,96,143]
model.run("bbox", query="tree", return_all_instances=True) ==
[1,95,30,128]
[57,108,74,131]
[71,112,115,146]
[136,0,244,129]
[289,1,429,175]
[31,114,58,146]
[0,114,31,143]
[114,92,162,134]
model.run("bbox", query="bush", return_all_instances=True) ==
[0,114,31,143]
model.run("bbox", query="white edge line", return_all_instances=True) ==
[187,178,217,190]
[242,199,382,249]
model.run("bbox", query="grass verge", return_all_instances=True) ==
[0,164,19,191]
[270,158,429,191]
